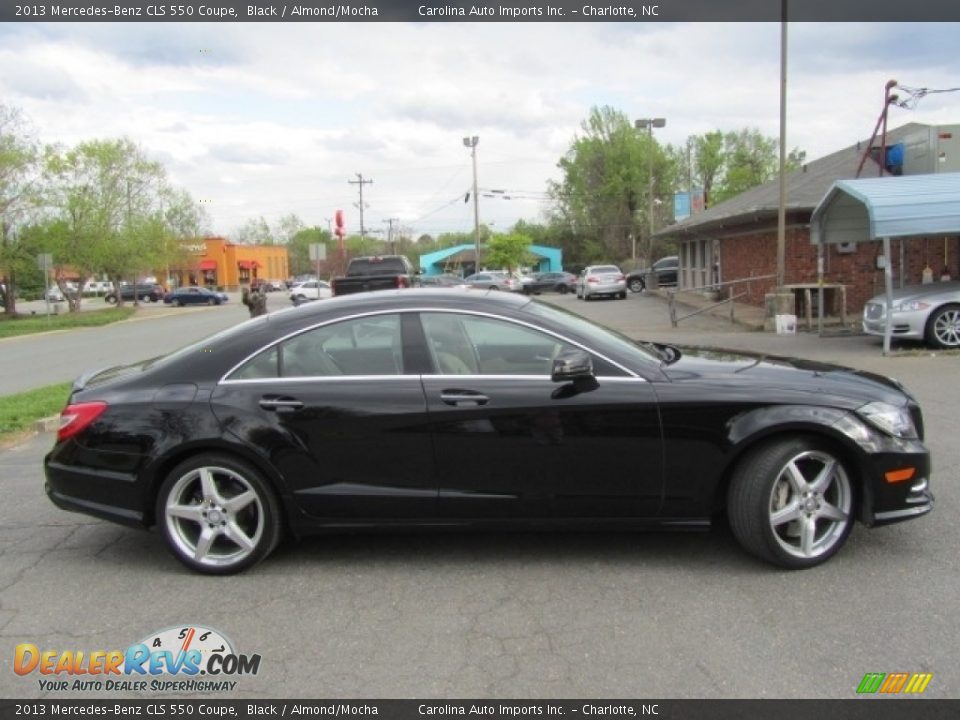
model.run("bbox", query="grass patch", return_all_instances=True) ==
[0,382,72,440]
[0,307,137,339]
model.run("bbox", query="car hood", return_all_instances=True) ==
[660,346,912,408]
[866,280,960,305]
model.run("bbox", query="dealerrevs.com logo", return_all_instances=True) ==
[14,625,260,693]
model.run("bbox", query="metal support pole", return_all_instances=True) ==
[883,236,894,355]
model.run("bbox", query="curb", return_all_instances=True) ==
[34,415,60,433]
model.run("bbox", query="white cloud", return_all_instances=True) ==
[3,21,958,238]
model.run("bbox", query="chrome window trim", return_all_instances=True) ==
[221,374,648,386]
[219,307,640,384]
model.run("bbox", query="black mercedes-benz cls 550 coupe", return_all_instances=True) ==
[45,289,933,574]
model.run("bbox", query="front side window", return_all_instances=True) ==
[229,313,403,380]
[421,312,575,376]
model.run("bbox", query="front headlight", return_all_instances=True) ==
[894,301,930,313]
[858,401,918,439]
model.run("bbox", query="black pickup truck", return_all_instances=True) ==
[331,255,417,296]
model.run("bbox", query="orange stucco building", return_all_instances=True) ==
[173,236,289,291]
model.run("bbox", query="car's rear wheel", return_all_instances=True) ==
[618,291,627,300]
[728,438,854,569]
[207,298,215,306]
[176,299,185,307]
[558,284,568,294]
[157,454,281,575]
[628,278,645,293]
[104,294,117,304]
[489,285,499,291]
[925,304,960,348]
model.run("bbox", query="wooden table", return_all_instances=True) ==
[783,283,847,329]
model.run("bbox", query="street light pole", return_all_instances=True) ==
[635,118,666,263]
[463,136,480,273]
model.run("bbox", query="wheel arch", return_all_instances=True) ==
[711,407,871,523]
[142,440,293,530]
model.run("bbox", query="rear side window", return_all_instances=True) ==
[346,258,409,276]
[228,314,403,379]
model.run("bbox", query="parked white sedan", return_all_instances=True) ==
[289,280,332,305]
[863,281,960,348]
[576,265,627,301]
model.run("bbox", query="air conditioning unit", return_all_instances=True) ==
[837,241,857,254]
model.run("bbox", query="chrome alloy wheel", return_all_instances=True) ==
[932,307,960,347]
[767,450,852,560]
[164,465,265,569]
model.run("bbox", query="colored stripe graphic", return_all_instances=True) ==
[880,672,909,693]
[857,672,932,694]
[904,673,933,694]
[857,673,885,694]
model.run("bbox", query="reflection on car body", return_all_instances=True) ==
[44,289,932,574]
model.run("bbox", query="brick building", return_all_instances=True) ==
[172,236,289,292]
[658,123,960,317]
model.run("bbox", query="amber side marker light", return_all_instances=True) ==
[884,468,917,484]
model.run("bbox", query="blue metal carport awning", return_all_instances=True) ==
[811,172,960,354]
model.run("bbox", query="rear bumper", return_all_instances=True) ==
[44,445,151,529]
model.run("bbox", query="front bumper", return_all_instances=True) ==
[860,442,934,527]
[862,305,927,340]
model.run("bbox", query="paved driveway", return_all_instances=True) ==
[1,291,956,699]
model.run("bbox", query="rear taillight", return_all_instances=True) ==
[587,276,599,283]
[396,276,409,288]
[57,402,108,442]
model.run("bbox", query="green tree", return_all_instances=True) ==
[42,138,166,310]
[548,106,674,264]
[233,216,274,245]
[0,105,41,314]
[485,231,534,273]
[711,129,805,205]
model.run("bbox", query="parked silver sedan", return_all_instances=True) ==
[863,281,960,348]
[576,265,627,301]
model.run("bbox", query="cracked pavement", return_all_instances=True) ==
[1,292,957,699]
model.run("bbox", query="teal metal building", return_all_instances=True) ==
[418,244,563,276]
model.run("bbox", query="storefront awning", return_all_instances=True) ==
[237,260,262,270]
[198,260,217,271]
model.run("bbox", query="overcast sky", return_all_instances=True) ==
[1,21,957,240]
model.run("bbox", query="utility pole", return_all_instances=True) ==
[348,173,373,247]
[463,136,480,272]
[384,218,400,254]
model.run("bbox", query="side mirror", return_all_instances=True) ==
[551,348,594,382]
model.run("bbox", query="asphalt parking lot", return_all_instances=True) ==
[1,290,957,699]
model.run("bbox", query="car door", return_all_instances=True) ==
[418,311,663,520]
[212,312,436,520]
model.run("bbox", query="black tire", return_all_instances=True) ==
[104,294,117,304]
[924,304,960,349]
[558,284,568,294]
[176,299,185,307]
[489,285,499,291]
[727,437,855,569]
[628,278,645,293]
[207,298,215,306]
[584,292,593,301]
[618,291,627,300]
[156,453,282,575]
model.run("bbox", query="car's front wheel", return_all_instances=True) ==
[104,294,117,304]
[157,454,281,575]
[628,278,645,293]
[727,437,854,569]
[925,304,960,349]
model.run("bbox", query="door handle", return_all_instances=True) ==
[440,390,489,407]
[259,397,305,413]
